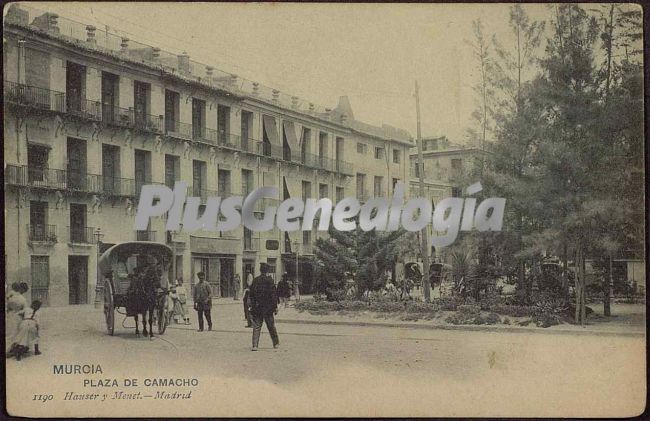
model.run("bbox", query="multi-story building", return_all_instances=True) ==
[408,136,488,260]
[3,4,412,306]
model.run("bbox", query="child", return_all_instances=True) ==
[9,300,42,361]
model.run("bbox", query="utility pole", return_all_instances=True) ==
[415,81,431,302]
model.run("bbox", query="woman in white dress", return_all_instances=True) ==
[6,282,28,350]
[9,299,42,361]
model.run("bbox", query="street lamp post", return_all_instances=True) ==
[293,240,300,302]
[93,227,104,308]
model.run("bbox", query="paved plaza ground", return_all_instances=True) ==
[6,299,646,417]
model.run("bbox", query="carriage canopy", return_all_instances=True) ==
[98,241,173,276]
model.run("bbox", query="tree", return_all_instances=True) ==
[313,223,407,300]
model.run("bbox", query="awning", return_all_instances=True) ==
[282,121,300,154]
[262,115,281,146]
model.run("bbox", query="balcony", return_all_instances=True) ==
[136,230,157,242]
[4,81,65,112]
[69,226,96,244]
[66,171,102,193]
[102,175,136,197]
[374,189,386,198]
[165,120,192,139]
[299,152,352,175]
[66,96,102,121]
[190,186,218,202]
[133,111,164,134]
[102,105,134,128]
[356,189,370,202]
[27,224,57,243]
[4,165,101,193]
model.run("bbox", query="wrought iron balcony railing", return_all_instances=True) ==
[165,120,192,139]
[134,111,164,134]
[4,81,65,112]
[190,186,219,202]
[27,224,57,243]
[102,175,136,197]
[357,189,370,202]
[4,164,102,193]
[69,226,96,244]
[66,96,102,121]
[102,104,134,127]
[136,230,157,242]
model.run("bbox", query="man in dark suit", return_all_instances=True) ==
[249,263,279,351]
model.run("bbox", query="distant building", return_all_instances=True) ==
[408,136,488,260]
[3,4,412,306]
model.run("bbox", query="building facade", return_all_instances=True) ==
[3,5,412,306]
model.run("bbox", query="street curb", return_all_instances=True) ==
[275,318,645,338]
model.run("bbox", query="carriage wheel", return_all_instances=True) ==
[104,281,115,336]
[157,305,168,334]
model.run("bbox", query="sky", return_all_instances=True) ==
[19,2,553,142]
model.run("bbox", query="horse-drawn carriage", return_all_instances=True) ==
[98,241,174,336]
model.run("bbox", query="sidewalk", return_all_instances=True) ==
[274,301,645,337]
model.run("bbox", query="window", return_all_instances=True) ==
[451,187,462,198]
[66,61,86,113]
[318,132,328,166]
[67,137,87,190]
[336,187,344,202]
[164,154,180,190]
[356,173,366,200]
[27,144,49,183]
[192,160,207,197]
[451,158,463,179]
[319,184,328,199]
[192,98,206,139]
[392,178,399,192]
[335,137,344,170]
[301,128,311,163]
[375,147,385,160]
[302,181,312,200]
[134,149,151,195]
[393,149,401,164]
[133,81,150,127]
[241,169,254,196]
[374,176,384,197]
[217,105,230,143]
[241,111,253,150]
[262,115,278,157]
[165,90,180,132]
[356,142,367,154]
[102,144,121,193]
[101,72,119,124]
[69,203,88,243]
[31,256,50,306]
[29,201,48,241]
[218,169,231,195]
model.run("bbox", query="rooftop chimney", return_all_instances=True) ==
[178,51,190,75]
[120,37,129,54]
[252,82,259,96]
[272,89,279,103]
[86,25,96,46]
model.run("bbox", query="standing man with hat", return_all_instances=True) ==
[249,263,279,351]
[193,272,213,331]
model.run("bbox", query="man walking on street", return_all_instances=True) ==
[193,272,212,331]
[249,263,279,351]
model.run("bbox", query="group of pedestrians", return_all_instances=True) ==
[192,263,282,351]
[6,282,42,361]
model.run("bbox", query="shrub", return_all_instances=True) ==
[490,304,535,318]
[483,312,501,325]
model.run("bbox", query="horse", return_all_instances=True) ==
[126,265,160,338]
